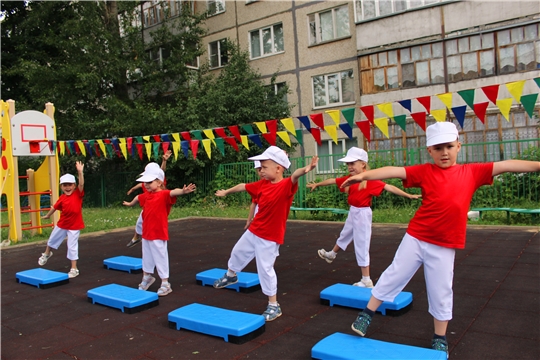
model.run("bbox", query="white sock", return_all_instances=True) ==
[268,301,278,307]
[329,250,337,257]
[227,269,236,277]
[362,276,371,281]
[143,274,153,280]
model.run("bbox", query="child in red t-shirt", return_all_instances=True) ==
[123,163,196,296]
[341,122,540,357]
[214,146,318,321]
[38,161,85,279]
[307,147,420,288]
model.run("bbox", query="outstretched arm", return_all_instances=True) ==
[291,156,319,184]
[307,177,336,191]
[41,207,57,219]
[123,195,139,207]
[127,183,143,195]
[76,161,84,192]
[245,202,257,230]
[340,166,406,188]
[383,184,421,199]
[215,183,247,197]
[492,160,540,176]
[170,183,197,197]
[161,150,172,171]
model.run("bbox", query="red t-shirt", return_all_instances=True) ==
[404,162,494,249]
[55,188,85,230]
[335,176,386,208]
[245,178,298,244]
[138,189,176,241]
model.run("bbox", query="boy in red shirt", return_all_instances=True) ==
[39,161,85,278]
[123,164,196,296]
[341,122,540,357]
[307,147,420,287]
[214,146,318,321]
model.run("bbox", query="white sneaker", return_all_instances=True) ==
[38,252,53,266]
[353,279,374,288]
[318,249,336,264]
[68,268,79,278]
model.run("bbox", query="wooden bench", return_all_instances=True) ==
[470,207,540,223]
[290,207,349,219]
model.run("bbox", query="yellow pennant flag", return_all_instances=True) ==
[373,118,389,138]
[436,93,453,110]
[119,138,128,159]
[172,141,180,160]
[325,110,341,126]
[496,98,513,121]
[203,129,216,146]
[431,109,447,122]
[172,133,180,143]
[280,118,296,135]
[76,141,86,156]
[202,139,212,158]
[240,135,249,150]
[505,80,525,103]
[145,143,152,160]
[143,135,150,143]
[324,125,338,144]
[97,139,107,157]
[59,141,65,156]
[254,121,267,134]
[377,103,394,118]
[277,131,291,147]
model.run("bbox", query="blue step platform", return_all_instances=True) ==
[16,268,69,289]
[168,303,265,344]
[87,283,158,314]
[312,332,447,360]
[196,268,261,293]
[103,256,143,273]
[320,283,413,316]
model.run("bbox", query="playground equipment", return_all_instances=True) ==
[1,100,60,242]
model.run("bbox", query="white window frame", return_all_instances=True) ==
[207,0,225,16]
[315,139,357,174]
[148,47,171,67]
[249,23,284,59]
[308,5,350,46]
[354,0,444,23]
[312,70,355,109]
[208,39,227,69]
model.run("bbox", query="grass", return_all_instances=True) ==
[1,204,538,246]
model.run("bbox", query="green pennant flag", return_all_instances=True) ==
[215,137,225,156]
[520,93,539,119]
[241,124,254,135]
[341,108,355,127]
[457,89,475,109]
[152,142,160,159]
[393,115,407,132]
[190,130,203,141]
[135,136,143,144]
[105,144,114,158]
[534,77,540,88]
[295,129,303,146]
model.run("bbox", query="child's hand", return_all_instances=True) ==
[42,214,50,220]
[163,150,172,161]
[182,183,196,194]
[306,182,318,192]
[75,161,84,172]
[409,194,422,200]
[304,156,318,174]
[340,173,363,188]
[215,189,227,197]
[244,218,252,230]
[127,189,133,195]
[122,201,131,207]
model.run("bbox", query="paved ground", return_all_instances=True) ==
[1,218,539,360]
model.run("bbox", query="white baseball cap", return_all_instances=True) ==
[254,160,261,169]
[426,122,459,146]
[248,146,291,169]
[140,162,160,175]
[338,147,368,163]
[59,174,76,184]
[137,166,165,182]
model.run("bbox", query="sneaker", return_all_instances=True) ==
[38,252,53,266]
[157,283,172,296]
[68,268,79,278]
[213,273,238,289]
[138,276,156,291]
[318,249,336,264]
[262,304,282,322]
[126,235,142,248]
[353,279,374,288]
[351,311,372,336]
[431,338,449,358]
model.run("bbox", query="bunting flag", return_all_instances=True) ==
[161,141,170,155]
[215,137,225,155]
[398,99,412,112]
[171,133,180,143]
[339,123,353,139]
[119,138,128,159]
[136,143,143,159]
[496,98,513,121]
[191,130,203,141]
[356,120,371,142]
[417,96,431,113]
[203,129,216,145]
[411,112,426,131]
[214,127,227,138]
[325,110,341,126]
[309,113,325,129]
[241,124,255,135]
[190,139,199,159]
[224,136,239,151]
[240,135,249,149]
[248,133,263,148]
[457,89,475,109]
[360,105,375,123]
[324,125,338,143]
[152,135,160,143]
[266,119,278,134]
[451,106,467,128]
[310,127,322,146]
[295,129,303,146]
[393,115,407,132]
[262,132,277,146]
[152,142,160,159]
[280,118,296,135]
[341,108,355,127]
[506,80,526,103]
[373,118,389,138]
[143,135,150,143]
[97,139,106,157]
[436,93,453,110]
[228,125,242,142]
[59,141,65,156]
[534,77,540,88]
[76,140,86,156]
[473,102,489,123]
[179,140,188,159]
[431,109,447,122]
[145,142,152,160]
[520,93,538,118]
[254,121,267,134]
[297,115,311,131]
[277,131,291,147]
[377,103,394,118]
[481,84,499,105]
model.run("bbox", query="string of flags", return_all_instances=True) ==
[54,77,539,160]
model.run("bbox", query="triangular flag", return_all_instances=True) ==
[203,129,216,145]
[265,119,278,134]
[254,121,267,134]
[295,129,303,146]
[297,116,311,131]
[436,93,453,110]
[417,96,431,113]
[280,118,296,135]
[145,142,152,160]
[360,105,375,122]
[248,133,263,148]
[161,141,170,155]
[262,132,277,146]
[215,137,225,156]
[173,141,181,160]
[310,127,322,146]
[59,141,65,156]
[224,136,239,152]
[152,142,160,159]
[240,135,249,149]
[457,89,475,109]
[76,140,86,156]
[341,108,355,127]
[191,130,203,141]
[136,143,144,160]
[356,120,371,142]
[377,103,394,118]
[373,118,389,138]
[310,113,324,128]
[325,110,341,126]
[241,124,254,135]
[505,80,525,103]
[152,135,160,143]
[473,102,489,123]
[393,115,407,132]
[203,139,213,158]
[97,139,107,157]
[339,123,353,139]
[119,138,128,159]
[481,84,499,105]
[397,99,412,112]
[324,125,338,143]
[143,135,150,143]
[214,127,227,138]
[496,98,513,122]
[431,109,447,122]
[179,141,188,159]
[411,112,426,131]
[451,106,467,128]
[191,140,199,159]
[534,77,540,88]
[180,131,191,141]
[276,131,292,147]
[520,93,538,119]
[228,125,242,142]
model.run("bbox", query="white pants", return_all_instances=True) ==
[228,230,280,297]
[47,227,80,261]
[141,239,169,279]
[336,206,372,267]
[135,211,143,235]
[372,233,455,321]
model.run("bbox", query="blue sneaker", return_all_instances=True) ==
[351,311,372,336]
[213,273,238,289]
[431,338,449,358]
[262,304,282,321]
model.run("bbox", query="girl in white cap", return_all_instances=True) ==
[38,161,85,278]
[308,147,420,288]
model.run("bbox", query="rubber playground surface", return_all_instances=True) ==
[1,218,539,360]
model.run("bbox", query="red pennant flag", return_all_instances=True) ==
[228,125,242,142]
[74,142,81,155]
[181,131,192,141]
[356,121,371,142]
[310,127,322,146]
[153,135,161,143]
[94,143,101,157]
[473,102,489,123]
[127,137,133,150]
[103,139,111,144]
[266,119,278,134]
[136,143,144,159]
[214,127,227,138]
[48,140,54,153]
[262,132,277,146]
[224,136,239,152]
[162,141,170,153]
[417,96,431,113]
[360,105,375,123]
[411,112,427,131]
[481,84,499,105]
[190,140,199,159]
[309,113,325,129]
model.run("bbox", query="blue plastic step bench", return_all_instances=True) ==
[103,256,143,274]
[16,268,69,289]
[87,283,158,314]
[168,303,265,344]
[320,283,413,316]
[196,268,261,293]
[312,332,447,360]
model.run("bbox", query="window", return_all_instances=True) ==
[148,47,171,67]
[207,0,225,15]
[446,33,495,82]
[354,0,446,22]
[312,70,355,108]
[266,82,288,103]
[209,39,228,68]
[316,138,358,174]
[309,5,350,45]
[498,24,539,74]
[142,1,193,28]
[250,23,284,59]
